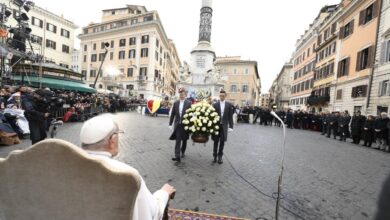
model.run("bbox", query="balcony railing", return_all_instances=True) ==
[307,95,330,105]
[138,75,148,81]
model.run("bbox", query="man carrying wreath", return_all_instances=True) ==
[169,88,192,163]
[212,90,234,164]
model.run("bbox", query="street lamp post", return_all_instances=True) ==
[93,42,109,89]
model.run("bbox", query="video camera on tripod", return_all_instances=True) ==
[33,89,64,138]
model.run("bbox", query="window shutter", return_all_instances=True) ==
[379,41,386,64]
[339,26,345,39]
[372,0,379,19]
[378,81,383,96]
[351,87,356,98]
[350,20,354,35]
[40,20,43,28]
[318,35,322,46]
[331,23,336,34]
[337,60,342,77]
[356,51,362,71]
[362,85,368,97]
[346,57,350,76]
[359,10,365,26]
[367,45,374,68]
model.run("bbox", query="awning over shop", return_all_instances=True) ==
[12,76,96,93]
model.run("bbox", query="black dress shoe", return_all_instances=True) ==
[218,157,223,164]
[213,157,217,163]
[181,154,185,158]
[172,157,181,162]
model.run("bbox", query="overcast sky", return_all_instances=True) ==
[32,0,340,93]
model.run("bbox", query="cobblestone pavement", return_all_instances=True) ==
[1,112,389,220]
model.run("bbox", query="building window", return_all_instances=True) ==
[61,28,70,38]
[91,54,97,62]
[93,43,96,50]
[110,40,114,48]
[339,20,354,39]
[126,84,134,90]
[156,39,159,47]
[230,85,237,92]
[46,23,57,33]
[155,51,159,61]
[379,80,390,96]
[384,40,390,63]
[129,49,136,59]
[127,68,133,77]
[233,69,237,74]
[90,70,97,77]
[83,55,86,62]
[351,85,368,98]
[101,42,105,49]
[356,46,373,71]
[81,70,87,78]
[360,3,375,25]
[242,85,248,93]
[30,34,42,45]
[62,45,69,53]
[118,51,125,60]
[245,68,249,74]
[141,35,149,44]
[336,89,342,100]
[140,67,147,76]
[129,37,136,45]
[31,17,43,28]
[141,48,148,57]
[337,57,350,77]
[46,39,56,50]
[98,53,105,61]
[110,52,113,60]
[143,15,153,22]
[119,39,126,47]
[131,18,137,25]
[84,45,87,51]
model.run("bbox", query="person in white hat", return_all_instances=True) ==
[80,114,176,220]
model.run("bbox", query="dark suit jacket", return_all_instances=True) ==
[169,99,192,140]
[212,101,233,142]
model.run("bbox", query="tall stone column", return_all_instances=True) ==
[198,0,213,43]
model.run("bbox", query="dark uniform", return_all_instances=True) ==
[21,92,48,145]
[351,114,366,144]
[327,113,338,139]
[338,114,351,141]
[362,117,375,147]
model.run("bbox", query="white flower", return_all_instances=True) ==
[208,122,212,127]
[205,112,209,116]
[202,127,206,131]
[190,117,195,122]
[197,127,200,130]
[184,114,188,118]
[210,129,214,133]
[196,112,201,115]
[184,126,188,130]
[203,119,207,124]
[215,125,219,129]
[215,131,219,135]
[192,128,196,132]
[199,123,203,127]
[196,107,200,111]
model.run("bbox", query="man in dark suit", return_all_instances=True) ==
[212,90,234,164]
[169,88,192,163]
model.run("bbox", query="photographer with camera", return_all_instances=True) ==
[21,89,51,144]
